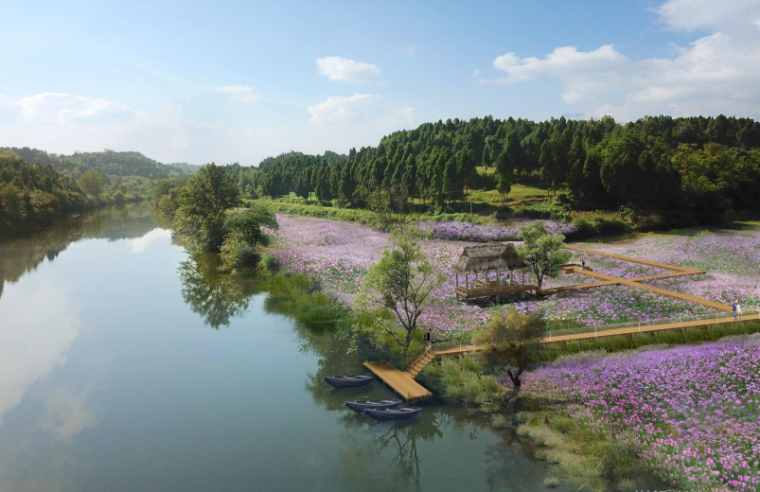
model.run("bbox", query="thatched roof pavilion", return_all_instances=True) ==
[453,243,534,302]
[453,243,525,274]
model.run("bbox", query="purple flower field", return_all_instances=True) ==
[523,338,760,491]
[268,216,759,338]
[415,219,578,242]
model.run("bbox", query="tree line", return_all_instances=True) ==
[250,115,760,222]
[0,147,202,240]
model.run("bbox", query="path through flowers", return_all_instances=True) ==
[269,216,759,338]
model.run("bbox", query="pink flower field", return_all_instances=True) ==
[523,337,760,491]
[269,216,760,338]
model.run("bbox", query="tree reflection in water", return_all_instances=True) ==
[177,252,257,329]
[0,203,158,300]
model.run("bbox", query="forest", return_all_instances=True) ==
[0,147,199,239]
[251,115,760,223]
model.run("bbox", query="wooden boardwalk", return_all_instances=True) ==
[545,313,760,343]
[365,244,744,400]
[363,360,432,401]
[566,245,702,274]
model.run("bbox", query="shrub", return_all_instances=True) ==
[258,253,279,273]
[491,414,508,429]
[544,477,560,488]
[220,236,261,270]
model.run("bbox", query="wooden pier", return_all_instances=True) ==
[363,360,432,401]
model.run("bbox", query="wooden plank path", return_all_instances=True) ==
[365,244,742,398]
[363,360,432,401]
[566,245,702,274]
[575,269,732,312]
[545,313,760,343]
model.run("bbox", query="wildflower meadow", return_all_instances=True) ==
[269,216,760,338]
[523,337,760,491]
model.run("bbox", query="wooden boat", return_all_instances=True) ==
[363,407,422,421]
[323,373,375,389]
[344,398,402,412]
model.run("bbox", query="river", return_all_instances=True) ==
[0,204,565,492]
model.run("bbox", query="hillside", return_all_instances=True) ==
[0,149,91,238]
[5,147,199,180]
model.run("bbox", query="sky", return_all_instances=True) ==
[1,0,759,165]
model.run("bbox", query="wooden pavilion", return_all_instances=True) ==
[453,243,538,301]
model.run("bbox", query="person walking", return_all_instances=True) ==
[424,329,432,350]
[580,259,586,271]
[737,301,742,320]
[733,301,738,320]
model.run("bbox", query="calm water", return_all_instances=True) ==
[0,205,564,492]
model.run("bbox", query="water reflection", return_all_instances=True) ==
[0,203,158,299]
[177,253,257,329]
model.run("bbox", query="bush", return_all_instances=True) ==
[220,236,261,270]
[258,253,279,273]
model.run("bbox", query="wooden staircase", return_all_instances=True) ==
[406,348,436,378]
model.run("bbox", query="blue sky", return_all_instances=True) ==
[1,0,758,164]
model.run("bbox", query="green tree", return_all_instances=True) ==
[355,231,445,361]
[516,221,571,290]
[473,310,547,389]
[78,169,104,197]
[224,206,278,248]
[174,163,239,252]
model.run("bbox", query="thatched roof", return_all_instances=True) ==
[453,242,525,274]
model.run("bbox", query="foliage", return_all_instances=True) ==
[472,310,547,387]
[5,147,197,180]
[365,185,409,232]
[0,149,94,239]
[517,221,572,289]
[224,206,278,247]
[355,230,445,359]
[420,356,505,412]
[220,236,261,270]
[173,163,240,252]
[251,115,760,222]
[78,169,104,197]
[178,252,255,329]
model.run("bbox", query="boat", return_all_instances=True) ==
[363,407,422,421]
[323,373,375,388]
[344,398,403,412]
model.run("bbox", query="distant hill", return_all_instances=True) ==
[166,162,202,175]
[4,147,200,180]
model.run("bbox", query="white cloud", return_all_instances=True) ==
[401,44,417,56]
[0,282,85,428]
[1,92,130,124]
[0,91,291,164]
[307,94,414,127]
[480,0,760,120]
[41,384,102,443]
[316,56,384,84]
[129,228,172,255]
[216,85,259,103]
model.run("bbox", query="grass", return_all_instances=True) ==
[419,356,505,412]
[254,271,349,329]
[251,198,502,226]
[543,320,760,361]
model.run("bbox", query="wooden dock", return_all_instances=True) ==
[363,360,432,401]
